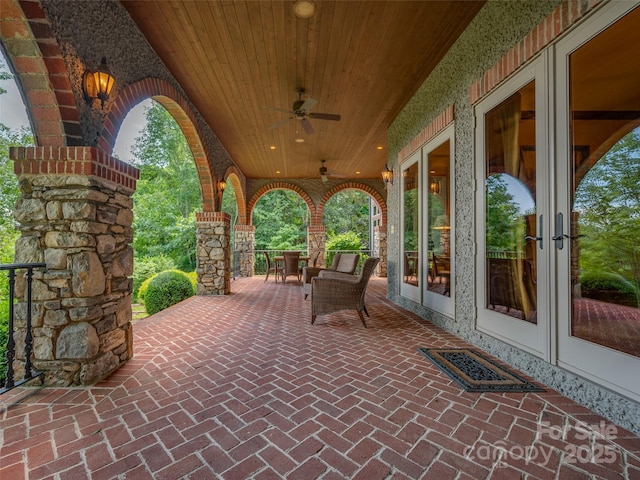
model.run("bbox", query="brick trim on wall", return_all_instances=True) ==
[195,212,230,222]
[11,146,140,190]
[398,105,454,163]
[469,0,604,105]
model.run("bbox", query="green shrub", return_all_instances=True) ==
[581,272,637,294]
[144,270,195,315]
[137,273,157,305]
[326,232,362,267]
[138,269,197,305]
[580,272,639,307]
[133,255,175,302]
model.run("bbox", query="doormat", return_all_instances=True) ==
[417,348,544,393]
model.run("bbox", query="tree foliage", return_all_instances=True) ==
[252,189,308,250]
[130,101,202,271]
[323,190,370,248]
[485,174,525,252]
[575,128,640,293]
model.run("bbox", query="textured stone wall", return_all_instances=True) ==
[196,212,231,295]
[386,0,640,435]
[234,225,254,277]
[11,147,138,386]
[307,226,326,267]
[374,226,387,277]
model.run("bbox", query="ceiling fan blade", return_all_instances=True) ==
[300,118,314,135]
[300,98,317,112]
[270,117,294,129]
[263,105,293,114]
[309,112,341,121]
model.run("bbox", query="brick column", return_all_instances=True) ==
[374,225,387,277]
[234,224,254,277]
[11,146,139,386]
[307,225,326,267]
[196,212,231,295]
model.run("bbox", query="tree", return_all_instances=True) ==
[252,190,308,250]
[575,128,640,293]
[485,173,525,252]
[130,101,202,271]
[323,190,370,248]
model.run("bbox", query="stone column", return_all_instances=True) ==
[307,225,326,267]
[196,212,231,295]
[374,225,387,277]
[11,146,139,386]
[234,224,254,277]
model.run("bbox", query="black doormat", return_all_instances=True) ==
[417,348,544,393]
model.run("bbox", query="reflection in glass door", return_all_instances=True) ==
[402,161,419,291]
[427,140,451,297]
[556,3,640,401]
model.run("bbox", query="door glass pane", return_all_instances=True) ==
[484,81,538,323]
[403,163,419,286]
[427,140,451,296]
[570,8,640,357]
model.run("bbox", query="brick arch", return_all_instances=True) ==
[223,166,247,225]
[316,182,387,227]
[0,0,80,146]
[100,78,217,212]
[247,182,316,226]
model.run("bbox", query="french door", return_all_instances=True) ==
[477,2,640,401]
[555,3,640,402]
[475,58,550,360]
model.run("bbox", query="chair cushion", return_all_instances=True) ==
[335,254,358,273]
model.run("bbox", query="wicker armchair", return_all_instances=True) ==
[311,257,380,328]
[302,253,359,299]
[281,251,302,284]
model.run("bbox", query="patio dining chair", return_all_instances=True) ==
[311,257,380,328]
[281,251,302,284]
[264,251,281,283]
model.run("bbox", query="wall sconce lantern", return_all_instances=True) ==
[218,179,227,193]
[429,178,440,194]
[83,57,116,108]
[381,165,394,188]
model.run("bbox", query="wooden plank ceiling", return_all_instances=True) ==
[120,0,485,180]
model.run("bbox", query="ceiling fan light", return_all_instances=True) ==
[293,0,316,18]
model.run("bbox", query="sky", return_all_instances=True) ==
[0,50,149,162]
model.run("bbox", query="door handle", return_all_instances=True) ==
[552,212,568,249]
[524,214,543,249]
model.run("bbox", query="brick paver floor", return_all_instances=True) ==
[1,276,639,479]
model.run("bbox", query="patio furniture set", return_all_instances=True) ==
[263,252,380,327]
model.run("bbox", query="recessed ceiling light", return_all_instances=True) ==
[295,137,305,143]
[276,170,281,174]
[292,0,316,18]
[376,146,383,150]
[356,171,361,175]
[270,145,276,150]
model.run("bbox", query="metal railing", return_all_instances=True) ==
[1,262,46,394]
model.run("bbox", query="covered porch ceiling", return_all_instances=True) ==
[120,0,485,180]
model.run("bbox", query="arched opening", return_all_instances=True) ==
[114,99,202,312]
[322,188,377,270]
[252,188,310,276]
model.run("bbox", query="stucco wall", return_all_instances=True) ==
[386,0,640,436]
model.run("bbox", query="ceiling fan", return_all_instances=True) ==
[319,160,345,183]
[264,88,341,135]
